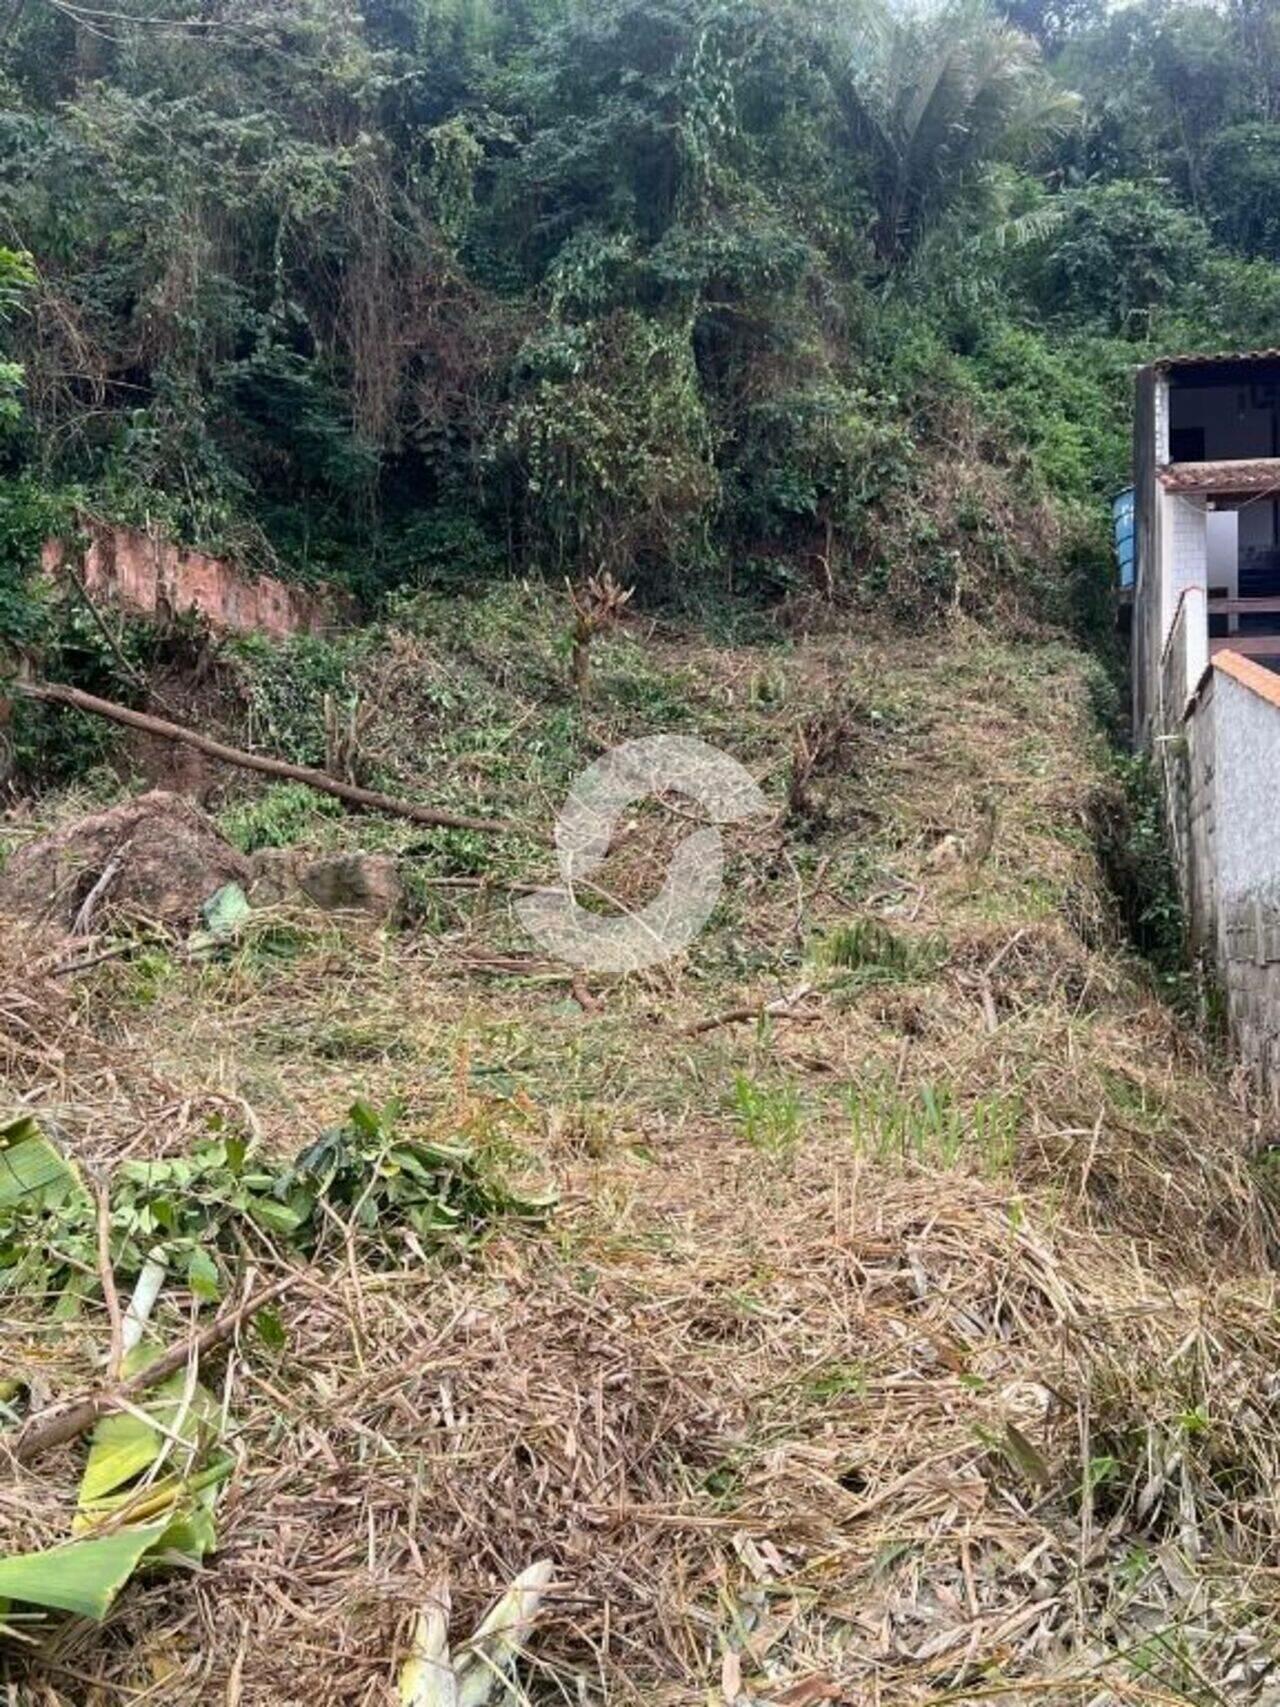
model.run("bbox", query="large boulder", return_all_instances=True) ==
[247,847,401,920]
[0,790,250,930]
[297,851,401,919]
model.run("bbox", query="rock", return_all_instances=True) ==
[0,790,250,930]
[296,852,401,919]
[246,847,304,907]
[246,847,402,919]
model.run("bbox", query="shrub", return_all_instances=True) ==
[1203,123,1280,261]
[1024,181,1212,337]
[501,310,718,584]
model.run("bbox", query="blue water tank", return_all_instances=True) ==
[1112,487,1135,590]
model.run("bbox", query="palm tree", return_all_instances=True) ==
[826,0,1081,263]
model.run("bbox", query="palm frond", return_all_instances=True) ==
[989,200,1068,251]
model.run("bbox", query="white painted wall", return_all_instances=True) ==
[1160,586,1208,719]
[1211,671,1280,907]
[1157,490,1208,655]
[1154,377,1169,464]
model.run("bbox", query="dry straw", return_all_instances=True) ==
[1,622,1277,1704]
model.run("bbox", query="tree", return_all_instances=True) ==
[826,0,1080,263]
[994,0,1104,52]
[1022,179,1212,336]
[1204,123,1280,260]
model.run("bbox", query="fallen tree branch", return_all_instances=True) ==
[6,1273,299,1466]
[14,680,511,836]
[685,981,815,1037]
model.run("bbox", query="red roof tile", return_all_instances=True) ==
[1214,649,1280,707]
[1146,348,1280,370]
[1158,458,1280,495]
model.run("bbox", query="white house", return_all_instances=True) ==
[1129,349,1280,1100]
[1131,349,1280,742]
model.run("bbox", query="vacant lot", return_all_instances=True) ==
[2,596,1277,1705]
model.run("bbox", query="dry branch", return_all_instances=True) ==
[91,1172,125,1384]
[684,981,815,1037]
[7,1274,299,1465]
[14,681,511,836]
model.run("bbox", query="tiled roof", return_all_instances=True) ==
[1214,649,1280,707]
[1146,348,1280,370]
[1158,458,1280,494]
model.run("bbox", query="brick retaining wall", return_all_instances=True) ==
[42,522,353,640]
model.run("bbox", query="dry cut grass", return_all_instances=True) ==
[1,610,1278,1706]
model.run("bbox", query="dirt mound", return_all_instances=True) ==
[0,789,250,929]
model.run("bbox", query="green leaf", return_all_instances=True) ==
[155,1500,217,1561]
[348,1100,384,1140]
[186,1248,221,1302]
[998,1423,1053,1489]
[78,1407,164,1505]
[201,882,251,938]
[78,1361,215,1506]
[254,1306,286,1350]
[0,1523,169,1619]
[0,1118,82,1212]
[189,883,253,954]
[246,1197,306,1235]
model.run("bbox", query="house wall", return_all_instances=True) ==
[1153,375,1169,463]
[1161,587,1208,719]
[1137,363,1280,1100]
[1212,667,1280,906]
[1133,366,1162,744]
[1167,493,1207,614]
[1171,655,1280,1103]
[1183,678,1218,959]
[1136,476,1207,746]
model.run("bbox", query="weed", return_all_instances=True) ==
[845,1076,1020,1172]
[1092,752,1187,987]
[1098,1067,1171,1134]
[819,918,947,991]
[729,1074,803,1157]
[748,665,788,708]
[120,947,178,1009]
[0,1102,553,1308]
[219,783,344,853]
[804,1361,868,1401]
[230,632,368,770]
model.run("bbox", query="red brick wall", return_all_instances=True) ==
[42,524,352,639]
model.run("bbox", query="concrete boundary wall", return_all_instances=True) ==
[1161,586,1208,723]
[1167,649,1280,1101]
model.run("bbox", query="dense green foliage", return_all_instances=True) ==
[0,0,1278,622]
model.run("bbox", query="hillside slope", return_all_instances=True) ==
[2,599,1278,1705]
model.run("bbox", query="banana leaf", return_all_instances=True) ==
[77,1348,217,1510]
[0,1522,169,1620]
[0,1117,82,1213]
[454,1561,554,1707]
[399,1584,458,1706]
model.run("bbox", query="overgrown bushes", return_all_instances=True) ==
[0,0,1279,638]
